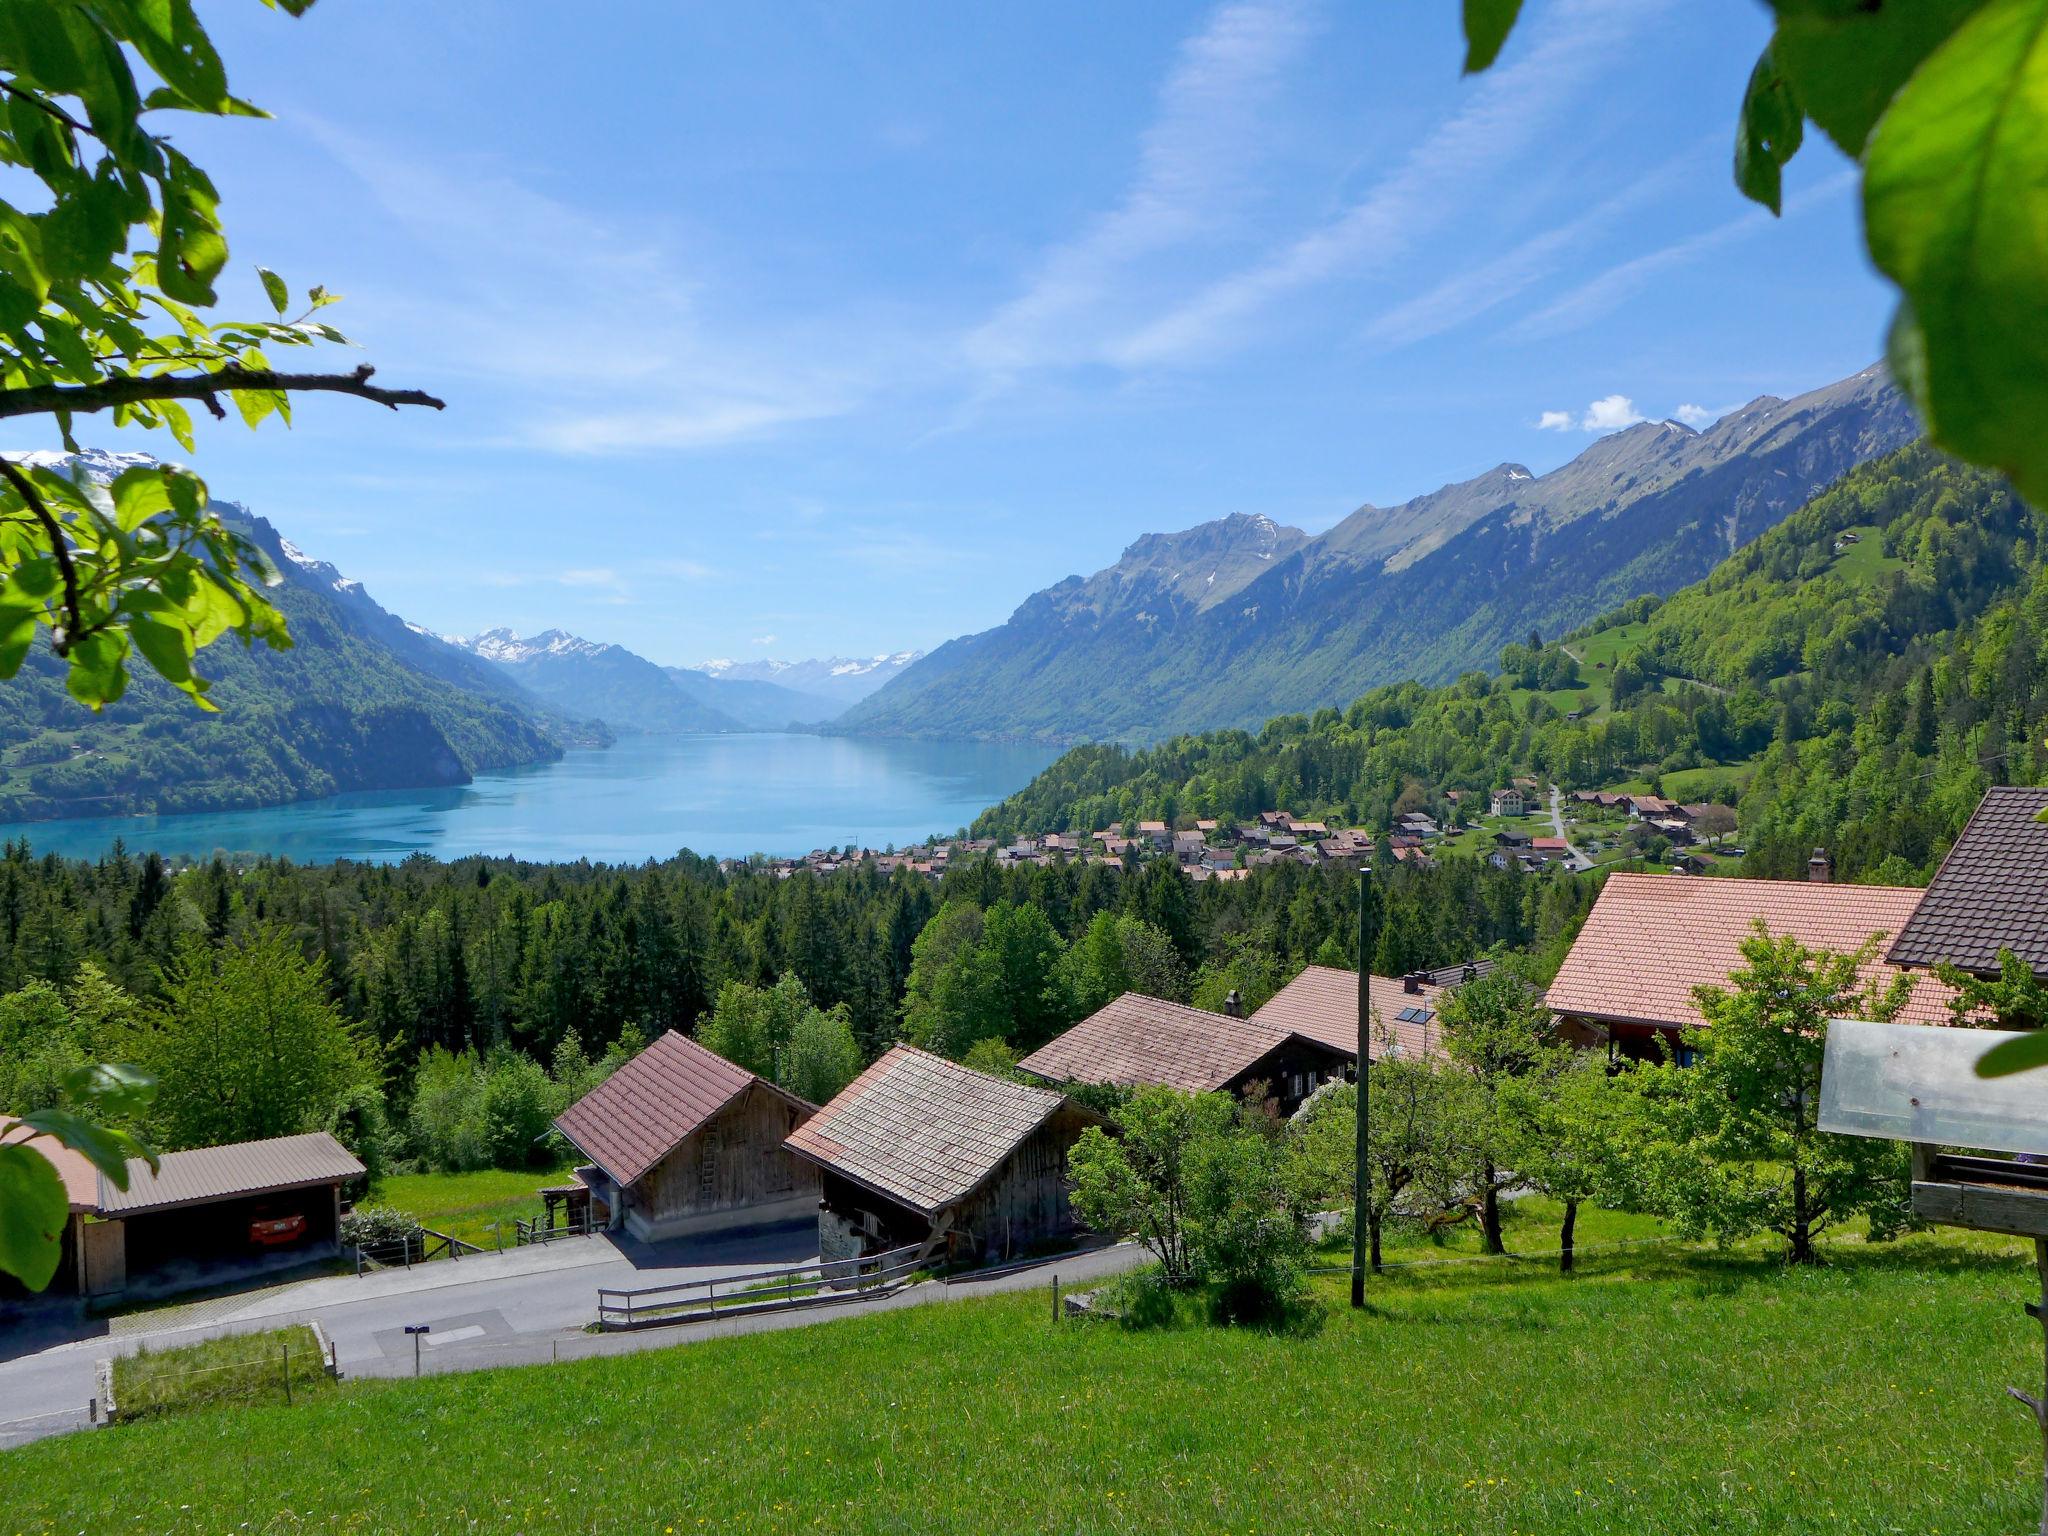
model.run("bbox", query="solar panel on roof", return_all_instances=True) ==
[1395,1006,1434,1025]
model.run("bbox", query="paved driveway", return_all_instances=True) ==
[0,1218,817,1448]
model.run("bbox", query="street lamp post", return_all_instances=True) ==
[1352,864,1377,1309]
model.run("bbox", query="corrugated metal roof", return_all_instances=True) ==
[0,1115,99,1212]
[784,1045,1066,1217]
[97,1131,363,1216]
[1887,786,2048,975]
[1018,992,1340,1095]
[1251,966,1451,1062]
[1546,872,1955,1033]
[553,1031,807,1187]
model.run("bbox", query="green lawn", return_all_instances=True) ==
[15,1226,2043,1534]
[1827,525,1905,585]
[370,1160,576,1247]
[111,1325,333,1424]
[1566,620,1653,671]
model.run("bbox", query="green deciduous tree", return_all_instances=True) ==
[1439,963,1557,1254]
[1632,926,1913,1264]
[1466,0,2048,511]
[137,924,374,1150]
[1068,1086,1233,1288]
[1495,1049,1638,1272]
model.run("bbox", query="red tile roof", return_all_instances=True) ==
[0,1115,99,1212]
[1251,966,1450,1062]
[784,1046,1067,1216]
[1546,872,1956,1032]
[554,1031,809,1186]
[1018,993,1340,1095]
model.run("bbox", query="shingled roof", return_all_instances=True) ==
[784,1045,1067,1217]
[554,1031,810,1187]
[1546,872,1955,1032]
[1250,966,1451,1062]
[1018,993,1335,1095]
[1887,786,2048,976]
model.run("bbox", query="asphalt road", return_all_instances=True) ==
[0,1223,1146,1449]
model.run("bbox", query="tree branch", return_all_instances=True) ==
[0,458,83,651]
[0,363,445,421]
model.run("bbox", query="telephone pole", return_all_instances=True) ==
[1352,864,1378,1309]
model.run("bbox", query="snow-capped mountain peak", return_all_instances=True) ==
[446,626,613,664]
[4,447,162,482]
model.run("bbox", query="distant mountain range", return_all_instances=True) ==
[445,632,923,734]
[833,366,1917,744]
[0,453,606,822]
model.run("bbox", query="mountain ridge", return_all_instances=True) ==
[834,366,1915,745]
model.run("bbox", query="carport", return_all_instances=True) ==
[88,1131,364,1300]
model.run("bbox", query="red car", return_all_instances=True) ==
[248,1207,307,1246]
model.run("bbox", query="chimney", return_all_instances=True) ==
[1808,848,1833,884]
[1403,972,1423,995]
[1223,989,1243,1019]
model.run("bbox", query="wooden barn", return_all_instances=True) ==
[783,1045,1097,1267]
[1017,991,1350,1113]
[552,1031,820,1242]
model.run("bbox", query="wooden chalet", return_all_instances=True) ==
[1887,785,2048,980]
[553,1031,819,1242]
[1249,964,1462,1064]
[1545,872,1956,1064]
[784,1046,1097,1266]
[1018,992,1350,1112]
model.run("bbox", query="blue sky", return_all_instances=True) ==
[56,0,1892,665]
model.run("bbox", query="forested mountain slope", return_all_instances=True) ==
[0,489,604,822]
[840,368,1916,745]
[972,444,2036,885]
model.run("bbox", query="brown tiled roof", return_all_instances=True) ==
[96,1131,363,1217]
[1018,993,1334,1095]
[554,1030,808,1186]
[784,1046,1066,1217]
[1546,873,1955,1032]
[1251,966,1450,1062]
[1887,787,2048,976]
[0,1115,99,1212]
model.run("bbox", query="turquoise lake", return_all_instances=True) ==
[0,734,1062,865]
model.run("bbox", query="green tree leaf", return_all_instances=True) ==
[1734,45,1804,214]
[1769,0,1984,156]
[1864,0,2048,508]
[257,265,289,315]
[1462,0,1523,73]
[0,1141,69,1291]
[1974,1027,2048,1077]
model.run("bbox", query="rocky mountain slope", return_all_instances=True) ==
[836,366,1916,744]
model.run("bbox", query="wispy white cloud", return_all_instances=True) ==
[1507,168,1857,342]
[751,634,779,647]
[1536,409,1574,432]
[964,0,1317,382]
[1673,402,1716,428]
[1106,0,1663,369]
[307,120,893,456]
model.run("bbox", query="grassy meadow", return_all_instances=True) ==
[12,1227,2043,1535]
[370,1161,576,1247]
[111,1326,334,1424]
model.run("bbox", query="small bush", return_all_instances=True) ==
[341,1204,423,1250]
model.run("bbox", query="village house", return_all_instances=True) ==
[1019,992,1352,1113]
[553,1031,820,1242]
[784,1046,1098,1266]
[1249,965,1458,1064]
[1545,871,1958,1064]
[1173,829,1207,862]
[1490,786,1525,817]
[0,1125,363,1302]
[1137,819,1171,849]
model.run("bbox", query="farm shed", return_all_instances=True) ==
[1545,872,1957,1063]
[0,1125,363,1301]
[784,1045,1098,1267]
[1018,991,1349,1112]
[552,1030,819,1242]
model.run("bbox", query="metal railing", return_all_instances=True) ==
[350,1226,483,1274]
[596,1243,924,1331]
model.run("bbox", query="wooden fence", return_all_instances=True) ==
[351,1226,483,1274]
[512,1211,604,1246]
[596,1244,924,1331]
